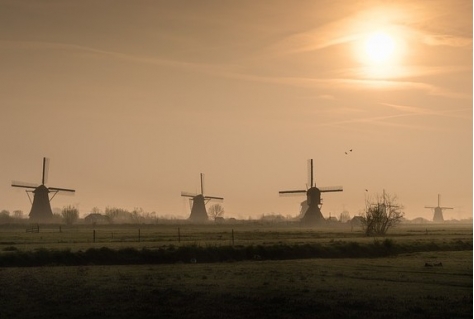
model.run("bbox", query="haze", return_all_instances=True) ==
[0,0,472,221]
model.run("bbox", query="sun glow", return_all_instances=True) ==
[354,28,405,78]
[364,31,396,64]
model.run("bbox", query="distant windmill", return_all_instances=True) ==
[181,173,223,222]
[425,194,453,222]
[279,159,343,224]
[12,157,75,222]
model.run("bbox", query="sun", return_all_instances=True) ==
[353,28,405,79]
[363,31,396,64]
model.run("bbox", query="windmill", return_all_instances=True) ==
[279,159,343,224]
[181,173,223,222]
[12,157,75,222]
[425,194,453,222]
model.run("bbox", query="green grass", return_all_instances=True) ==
[0,251,471,319]
[0,223,471,266]
[0,222,471,252]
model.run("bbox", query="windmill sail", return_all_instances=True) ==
[279,190,307,196]
[12,181,39,189]
[42,157,49,185]
[48,187,75,193]
[181,191,198,198]
[319,186,343,192]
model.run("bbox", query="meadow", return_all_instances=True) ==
[0,222,472,318]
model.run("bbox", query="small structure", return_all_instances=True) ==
[12,157,75,222]
[181,173,223,222]
[84,213,109,224]
[425,194,453,222]
[279,159,343,224]
[350,216,364,231]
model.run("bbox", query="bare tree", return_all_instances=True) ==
[208,204,225,220]
[61,205,79,225]
[360,191,404,236]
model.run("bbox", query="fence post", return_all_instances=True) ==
[232,229,234,246]
[178,227,181,243]
[93,229,96,243]
[138,229,141,242]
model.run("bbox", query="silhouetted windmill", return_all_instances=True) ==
[181,173,223,222]
[12,157,75,222]
[425,194,453,222]
[280,159,343,224]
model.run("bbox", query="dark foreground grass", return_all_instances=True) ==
[0,251,471,319]
[0,238,471,267]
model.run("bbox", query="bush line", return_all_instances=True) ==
[0,239,471,267]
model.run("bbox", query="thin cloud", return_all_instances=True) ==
[317,112,432,130]
[422,34,472,47]
[1,38,468,100]
[316,101,471,131]
[0,39,214,70]
[261,4,412,55]
[381,102,472,119]
[218,72,458,97]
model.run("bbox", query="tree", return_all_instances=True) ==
[360,191,404,236]
[105,207,132,224]
[61,205,79,225]
[0,210,11,223]
[12,210,24,219]
[0,209,10,217]
[208,204,225,220]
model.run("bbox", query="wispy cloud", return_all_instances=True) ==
[317,112,432,130]
[215,72,467,98]
[422,34,472,47]
[315,100,471,131]
[0,39,211,70]
[1,35,469,100]
[381,102,472,119]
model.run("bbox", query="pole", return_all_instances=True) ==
[178,227,181,243]
[138,229,141,242]
[93,229,96,243]
[232,229,234,246]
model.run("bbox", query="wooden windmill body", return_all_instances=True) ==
[12,158,75,222]
[181,173,223,222]
[280,159,342,224]
[425,194,453,222]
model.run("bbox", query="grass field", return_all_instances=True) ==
[0,222,471,251]
[0,222,472,318]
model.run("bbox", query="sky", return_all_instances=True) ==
[0,0,472,220]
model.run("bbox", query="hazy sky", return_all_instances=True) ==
[1,0,472,220]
